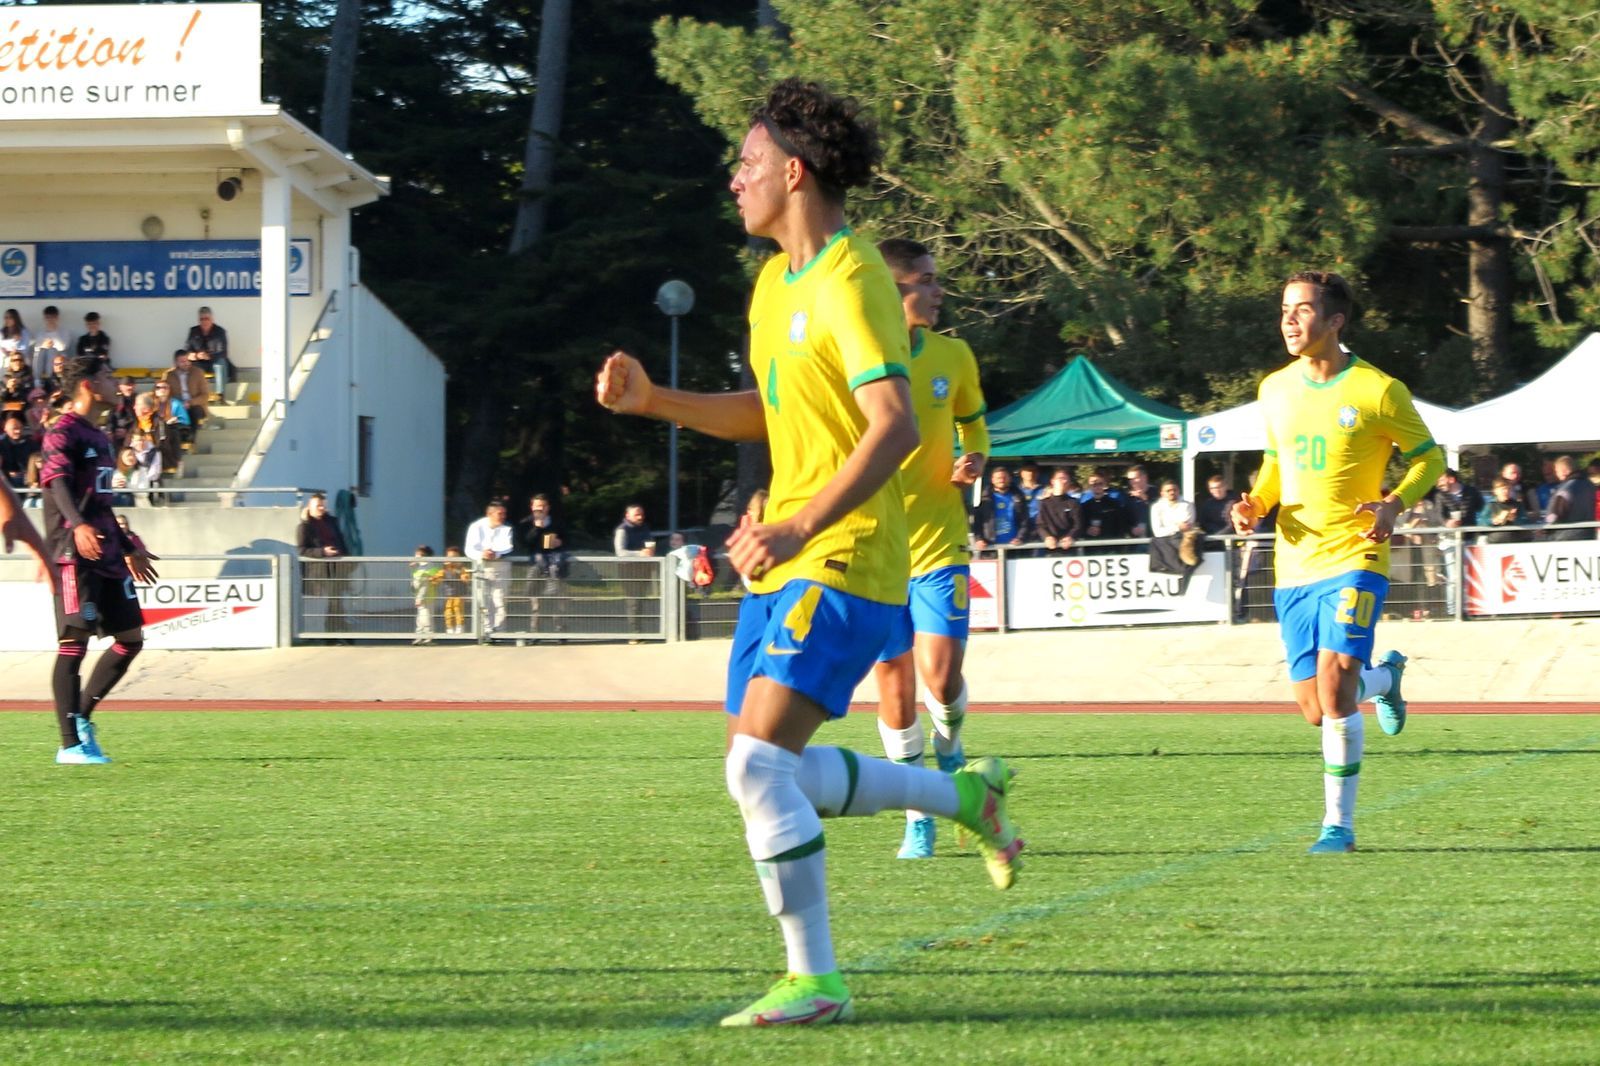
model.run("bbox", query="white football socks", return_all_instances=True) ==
[1321,712,1364,829]
[923,682,968,758]
[794,745,959,820]
[1356,666,1392,702]
[878,718,931,823]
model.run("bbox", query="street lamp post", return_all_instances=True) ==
[654,279,695,535]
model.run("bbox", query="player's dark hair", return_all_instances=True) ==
[750,78,882,203]
[878,238,931,275]
[58,353,107,399]
[1285,270,1357,328]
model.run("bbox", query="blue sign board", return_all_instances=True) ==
[0,240,311,299]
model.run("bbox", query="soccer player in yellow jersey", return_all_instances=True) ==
[595,79,1023,1027]
[1232,271,1444,854]
[871,238,991,860]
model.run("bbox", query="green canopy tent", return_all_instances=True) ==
[986,355,1191,457]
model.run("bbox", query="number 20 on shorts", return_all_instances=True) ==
[1336,586,1376,628]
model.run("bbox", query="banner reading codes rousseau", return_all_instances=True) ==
[0,577,277,650]
[1005,552,1228,629]
[0,4,261,119]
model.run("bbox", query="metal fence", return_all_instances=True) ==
[294,555,673,643]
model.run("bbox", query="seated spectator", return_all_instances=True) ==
[0,414,37,488]
[3,351,32,391]
[186,306,231,399]
[38,351,65,397]
[23,388,52,439]
[1,363,29,413]
[518,492,569,580]
[151,379,193,453]
[1478,476,1532,544]
[162,350,210,427]
[133,392,179,476]
[0,308,32,368]
[1197,474,1240,538]
[75,312,112,364]
[971,465,1030,550]
[32,305,71,382]
[1545,454,1597,541]
[1036,466,1082,554]
[22,446,42,506]
[1079,471,1130,544]
[107,377,138,449]
[125,430,164,501]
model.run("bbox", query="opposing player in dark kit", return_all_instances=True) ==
[41,354,160,764]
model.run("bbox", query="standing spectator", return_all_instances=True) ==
[75,312,111,364]
[1197,474,1240,539]
[1122,464,1153,539]
[0,309,31,372]
[298,491,350,635]
[440,546,469,635]
[1545,455,1597,541]
[185,306,231,400]
[0,414,37,487]
[107,378,138,449]
[970,465,1029,550]
[1478,476,1532,544]
[666,531,713,596]
[1016,463,1047,530]
[1036,467,1082,554]
[465,500,515,636]
[518,492,569,630]
[1535,458,1559,513]
[162,350,210,428]
[614,503,655,638]
[1150,478,1201,568]
[1434,469,1482,616]
[32,306,71,382]
[1498,461,1540,516]
[1078,471,1129,545]
[410,546,442,645]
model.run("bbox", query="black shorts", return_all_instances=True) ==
[55,565,144,640]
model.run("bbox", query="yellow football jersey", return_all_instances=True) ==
[747,229,912,604]
[1251,355,1443,586]
[903,328,989,576]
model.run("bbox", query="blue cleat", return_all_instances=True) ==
[1373,650,1408,736]
[934,742,966,774]
[57,744,111,765]
[1307,825,1355,854]
[74,716,109,760]
[897,816,936,859]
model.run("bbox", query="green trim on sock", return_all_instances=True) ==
[839,748,860,816]
[766,833,826,864]
[1324,762,1362,778]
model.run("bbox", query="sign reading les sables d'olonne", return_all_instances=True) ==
[0,3,261,120]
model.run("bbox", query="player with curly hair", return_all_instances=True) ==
[41,353,160,764]
[597,78,1023,1027]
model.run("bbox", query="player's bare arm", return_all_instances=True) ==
[950,451,985,486]
[1231,495,1260,535]
[727,374,918,579]
[596,350,767,443]
[0,477,56,589]
[1354,495,1406,543]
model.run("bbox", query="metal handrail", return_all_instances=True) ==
[233,290,341,485]
[14,485,316,501]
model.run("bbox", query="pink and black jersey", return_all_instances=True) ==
[41,410,131,578]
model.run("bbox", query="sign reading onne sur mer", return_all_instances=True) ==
[0,3,261,120]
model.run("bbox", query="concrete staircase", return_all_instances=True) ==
[175,368,262,492]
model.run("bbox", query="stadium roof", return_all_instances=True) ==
[987,355,1191,457]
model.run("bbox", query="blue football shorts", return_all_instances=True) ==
[878,564,971,662]
[1273,570,1390,683]
[726,579,900,719]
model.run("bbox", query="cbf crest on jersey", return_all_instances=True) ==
[930,375,951,404]
[788,310,808,345]
[1338,405,1359,430]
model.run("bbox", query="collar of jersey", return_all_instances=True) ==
[783,227,852,285]
[909,328,926,359]
[1299,353,1363,389]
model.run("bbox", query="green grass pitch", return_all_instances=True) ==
[3,710,1598,1064]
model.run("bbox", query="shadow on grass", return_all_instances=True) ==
[1014,747,1600,761]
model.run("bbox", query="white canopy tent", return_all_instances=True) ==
[1182,395,1462,500]
[1447,333,1600,452]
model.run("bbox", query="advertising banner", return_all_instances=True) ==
[1004,552,1228,629]
[968,558,1000,631]
[0,239,312,299]
[0,4,261,120]
[0,576,277,650]
[1466,541,1600,617]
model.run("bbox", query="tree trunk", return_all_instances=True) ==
[319,0,361,151]
[510,0,571,255]
[1465,74,1512,396]
[446,388,510,534]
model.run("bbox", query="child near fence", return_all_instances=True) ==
[411,545,443,644]
[440,546,469,636]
